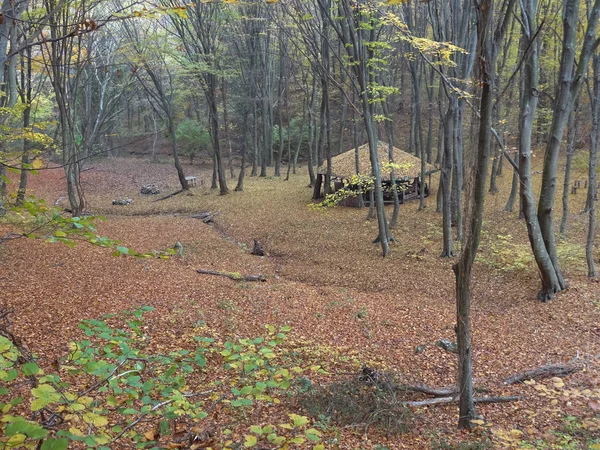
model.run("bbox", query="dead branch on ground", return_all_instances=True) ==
[401,396,520,407]
[191,211,220,223]
[196,269,266,282]
[153,190,183,202]
[505,362,582,384]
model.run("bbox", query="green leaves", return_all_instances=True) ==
[244,434,257,447]
[21,362,39,376]
[0,309,306,450]
[40,438,69,450]
[31,384,61,411]
[4,417,48,440]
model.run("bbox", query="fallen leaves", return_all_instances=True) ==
[3,158,600,449]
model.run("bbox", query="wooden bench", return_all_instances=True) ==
[185,176,197,187]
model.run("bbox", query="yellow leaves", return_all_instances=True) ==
[145,429,158,441]
[551,377,565,389]
[69,427,85,437]
[509,429,523,438]
[83,412,108,427]
[386,0,408,3]
[6,433,27,447]
[77,396,94,406]
[31,158,44,169]
[244,435,257,447]
[492,427,525,446]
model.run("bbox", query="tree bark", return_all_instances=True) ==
[559,102,578,236]
[536,0,600,296]
[586,54,600,278]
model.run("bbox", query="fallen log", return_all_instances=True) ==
[505,363,582,385]
[402,395,520,407]
[191,211,220,223]
[401,385,458,397]
[196,269,266,282]
[153,189,183,202]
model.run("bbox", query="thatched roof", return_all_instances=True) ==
[318,141,437,180]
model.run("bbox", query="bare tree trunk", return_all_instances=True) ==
[586,54,600,278]
[16,46,32,206]
[222,79,235,179]
[455,0,513,428]
[441,103,455,257]
[518,0,561,301]
[207,75,228,195]
[536,0,600,297]
[560,101,579,236]
[504,150,519,212]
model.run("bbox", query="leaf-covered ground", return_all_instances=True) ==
[2,155,600,448]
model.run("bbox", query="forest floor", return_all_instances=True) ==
[2,153,600,449]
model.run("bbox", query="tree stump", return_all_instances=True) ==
[251,239,265,256]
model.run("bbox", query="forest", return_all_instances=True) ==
[1,0,600,448]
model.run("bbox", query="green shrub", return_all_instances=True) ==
[0,308,317,449]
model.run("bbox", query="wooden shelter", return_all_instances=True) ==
[315,141,437,206]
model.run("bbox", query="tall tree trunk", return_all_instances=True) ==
[236,113,250,192]
[169,116,189,191]
[586,54,600,278]
[518,0,561,301]
[455,0,512,428]
[441,103,455,257]
[536,0,600,296]
[207,75,228,195]
[221,79,235,179]
[560,101,578,236]
[16,45,32,206]
[504,149,519,212]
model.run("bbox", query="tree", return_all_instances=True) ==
[453,0,514,428]
[585,48,600,278]
[533,0,600,300]
[327,0,392,256]
[122,18,189,191]
[167,0,229,195]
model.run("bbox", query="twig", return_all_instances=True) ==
[110,390,213,443]
[78,358,132,396]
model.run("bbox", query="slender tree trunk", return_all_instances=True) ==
[16,46,32,206]
[560,101,578,236]
[586,55,600,278]
[207,76,228,195]
[441,103,455,257]
[222,79,235,179]
[307,78,317,187]
[505,150,519,212]
[236,115,249,192]
[536,0,600,296]
[169,116,189,191]
[518,0,561,301]
[252,104,259,176]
